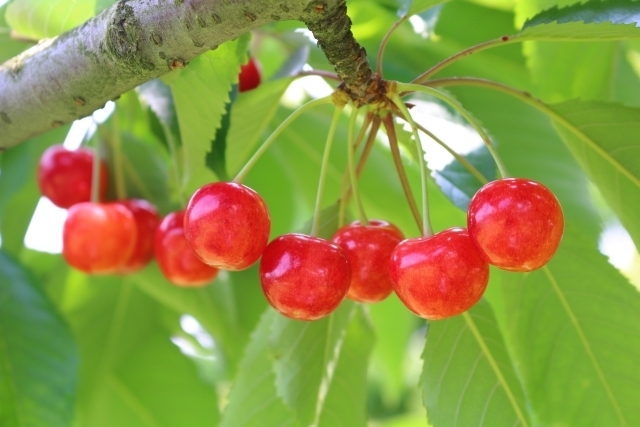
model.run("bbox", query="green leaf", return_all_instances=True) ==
[5,0,96,39]
[168,35,249,194]
[421,299,530,427]
[220,310,302,427]
[489,228,640,426]
[132,264,265,374]
[317,306,375,427]
[137,79,181,147]
[226,78,293,177]
[523,0,640,31]
[432,145,495,211]
[0,250,78,427]
[547,99,640,248]
[0,125,69,255]
[0,2,30,64]
[519,0,640,41]
[270,301,356,426]
[56,273,219,427]
[407,0,450,16]
[206,86,237,181]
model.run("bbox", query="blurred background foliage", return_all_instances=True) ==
[1,0,640,426]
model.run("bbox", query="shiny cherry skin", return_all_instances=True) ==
[155,211,218,287]
[389,228,489,320]
[467,178,564,272]
[63,202,137,274]
[184,182,270,271]
[117,199,161,274]
[331,220,404,303]
[260,234,351,321]
[37,145,109,209]
[238,57,261,92]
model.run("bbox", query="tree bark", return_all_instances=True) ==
[0,0,373,149]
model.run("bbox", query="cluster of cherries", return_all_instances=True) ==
[37,56,564,321]
[183,177,564,321]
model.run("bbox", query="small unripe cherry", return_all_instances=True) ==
[331,220,404,303]
[389,228,489,320]
[155,211,218,287]
[37,145,109,209]
[63,202,137,274]
[467,178,564,272]
[184,182,270,271]
[260,233,351,321]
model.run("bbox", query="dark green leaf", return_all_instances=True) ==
[432,145,494,211]
[487,228,640,426]
[206,86,237,181]
[523,0,640,31]
[421,299,530,427]
[137,79,181,147]
[0,250,78,427]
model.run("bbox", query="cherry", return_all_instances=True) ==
[389,228,489,320]
[184,182,270,271]
[63,202,137,274]
[238,57,261,92]
[155,210,218,287]
[37,145,109,209]
[117,199,161,274]
[259,233,351,321]
[331,220,404,303]
[467,178,564,272]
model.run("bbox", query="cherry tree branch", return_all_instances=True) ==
[0,0,373,149]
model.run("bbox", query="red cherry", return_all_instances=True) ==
[331,220,404,303]
[259,234,351,321]
[155,211,218,287]
[116,199,161,274]
[238,57,261,92]
[389,228,489,320]
[37,145,109,209]
[63,202,137,274]
[467,178,564,272]
[184,182,270,271]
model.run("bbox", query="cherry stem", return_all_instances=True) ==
[411,36,517,84]
[390,94,433,237]
[90,129,102,204]
[376,14,408,76]
[396,82,509,179]
[311,105,344,237]
[110,114,127,200]
[382,114,424,235]
[347,106,368,225]
[296,69,341,82]
[393,108,489,185]
[163,123,186,206]
[338,112,373,227]
[234,95,333,183]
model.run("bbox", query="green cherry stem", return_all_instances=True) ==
[390,94,433,237]
[311,104,344,237]
[377,14,409,75]
[395,82,509,178]
[90,130,102,204]
[382,114,423,235]
[110,114,127,200]
[163,123,186,206]
[392,108,489,185]
[234,95,333,183]
[412,36,518,84]
[347,106,368,225]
